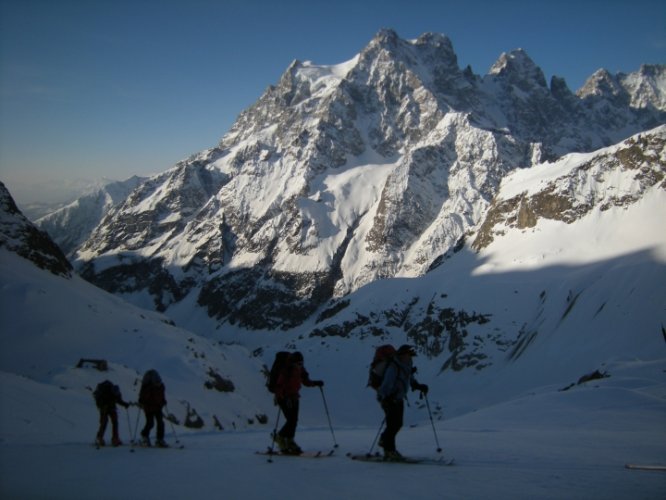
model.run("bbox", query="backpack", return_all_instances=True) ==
[139,370,165,410]
[93,380,118,408]
[367,345,397,390]
[142,369,162,388]
[267,351,291,394]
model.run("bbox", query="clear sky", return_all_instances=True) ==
[1,0,665,205]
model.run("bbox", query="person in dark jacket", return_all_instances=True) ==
[93,380,130,447]
[138,369,167,447]
[273,352,323,454]
[376,344,428,460]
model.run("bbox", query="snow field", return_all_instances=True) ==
[1,368,664,500]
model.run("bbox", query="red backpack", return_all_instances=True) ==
[367,345,397,390]
[267,351,291,394]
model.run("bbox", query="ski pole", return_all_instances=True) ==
[164,404,181,446]
[132,404,141,444]
[424,394,442,453]
[267,404,281,462]
[125,406,133,441]
[318,386,338,448]
[367,417,385,456]
[126,405,138,452]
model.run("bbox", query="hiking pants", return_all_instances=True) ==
[277,397,300,439]
[142,409,165,440]
[97,407,119,440]
[380,399,404,452]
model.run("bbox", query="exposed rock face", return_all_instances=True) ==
[0,181,72,278]
[473,127,666,250]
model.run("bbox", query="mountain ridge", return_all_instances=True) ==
[35,29,666,330]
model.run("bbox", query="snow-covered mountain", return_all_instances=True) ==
[0,184,272,433]
[35,175,146,257]
[304,126,666,408]
[65,30,665,332]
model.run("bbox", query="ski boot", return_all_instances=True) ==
[285,437,302,455]
[95,436,105,447]
[383,450,404,462]
[155,439,169,448]
[273,433,289,453]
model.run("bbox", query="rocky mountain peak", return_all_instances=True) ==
[488,49,548,90]
[369,27,401,49]
[621,64,666,110]
[577,68,624,99]
[549,75,574,100]
[413,32,457,64]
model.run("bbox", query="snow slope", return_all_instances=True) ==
[0,250,273,433]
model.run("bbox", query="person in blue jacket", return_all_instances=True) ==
[376,344,428,459]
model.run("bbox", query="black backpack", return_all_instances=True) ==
[142,369,162,388]
[266,351,291,393]
[93,380,118,408]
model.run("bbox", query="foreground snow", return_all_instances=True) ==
[1,365,665,500]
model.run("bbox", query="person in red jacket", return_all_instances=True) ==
[273,352,323,454]
[138,369,167,447]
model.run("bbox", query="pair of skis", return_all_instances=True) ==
[93,440,183,451]
[256,448,454,466]
[256,448,335,459]
[347,452,455,466]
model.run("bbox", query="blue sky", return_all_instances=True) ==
[1,0,665,205]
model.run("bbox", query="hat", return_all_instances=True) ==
[397,344,417,356]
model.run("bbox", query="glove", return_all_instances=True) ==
[314,380,324,387]
[419,384,429,395]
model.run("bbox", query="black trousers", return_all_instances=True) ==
[277,397,300,439]
[141,409,164,440]
[97,407,119,439]
[380,399,404,452]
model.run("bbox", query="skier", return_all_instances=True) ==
[93,380,130,447]
[138,369,168,447]
[273,351,324,454]
[376,344,429,460]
